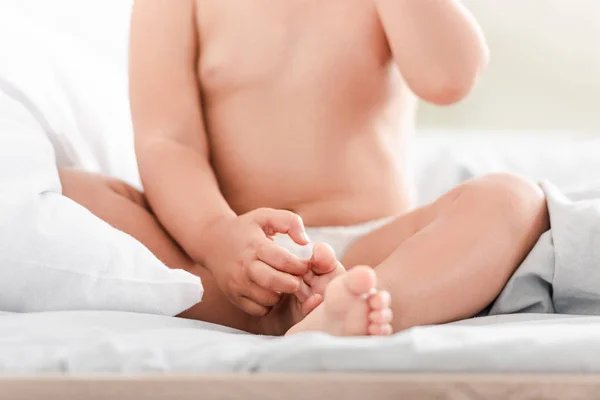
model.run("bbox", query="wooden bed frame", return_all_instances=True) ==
[0,374,596,399]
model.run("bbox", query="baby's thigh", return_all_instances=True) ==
[341,204,437,268]
[342,173,547,268]
[341,175,472,267]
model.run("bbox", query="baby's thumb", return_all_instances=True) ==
[252,208,310,245]
[286,214,310,245]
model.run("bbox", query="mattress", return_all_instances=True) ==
[1,310,599,374]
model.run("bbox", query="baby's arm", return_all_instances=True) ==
[129,0,234,260]
[129,0,309,315]
[375,0,489,105]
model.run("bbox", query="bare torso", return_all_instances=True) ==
[195,0,417,226]
[127,0,491,327]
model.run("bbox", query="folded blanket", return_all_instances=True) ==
[489,181,600,315]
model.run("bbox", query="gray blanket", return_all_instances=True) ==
[489,181,600,316]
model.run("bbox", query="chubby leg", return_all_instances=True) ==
[58,169,263,333]
[59,168,395,337]
[59,169,390,337]
[341,173,550,331]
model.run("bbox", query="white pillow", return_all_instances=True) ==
[0,1,202,315]
[0,0,140,186]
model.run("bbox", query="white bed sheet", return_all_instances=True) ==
[0,311,598,373]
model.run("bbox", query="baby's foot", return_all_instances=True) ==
[294,242,346,316]
[287,266,393,336]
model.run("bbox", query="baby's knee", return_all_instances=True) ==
[465,173,549,233]
[104,177,148,209]
[58,168,92,199]
[58,168,148,209]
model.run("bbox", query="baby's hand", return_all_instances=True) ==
[296,242,346,316]
[199,208,310,316]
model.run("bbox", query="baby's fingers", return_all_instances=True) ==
[238,297,271,317]
[252,208,309,245]
[243,283,282,308]
[248,260,301,294]
[257,242,308,276]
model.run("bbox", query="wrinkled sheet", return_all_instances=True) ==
[0,311,598,373]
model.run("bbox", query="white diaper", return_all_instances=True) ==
[273,217,395,260]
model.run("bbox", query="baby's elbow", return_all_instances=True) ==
[415,52,489,106]
[415,71,480,106]
[420,81,473,106]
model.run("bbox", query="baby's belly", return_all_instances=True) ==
[211,129,414,227]
[201,55,417,226]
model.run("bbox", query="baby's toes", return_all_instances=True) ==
[368,290,391,311]
[368,323,393,336]
[367,290,393,336]
[369,308,393,325]
[310,242,341,275]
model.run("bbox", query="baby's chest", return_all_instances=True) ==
[196,0,388,95]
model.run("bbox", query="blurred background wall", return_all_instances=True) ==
[417,0,600,133]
